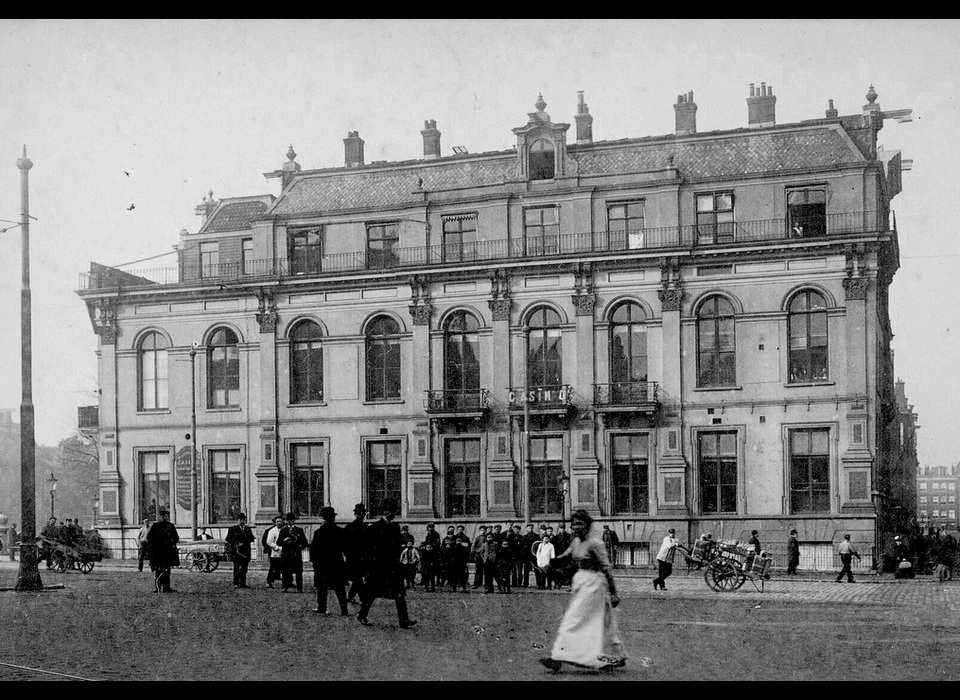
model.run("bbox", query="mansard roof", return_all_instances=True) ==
[268,121,866,218]
[201,197,275,233]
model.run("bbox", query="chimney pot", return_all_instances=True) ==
[421,119,442,160]
[574,91,593,144]
[747,81,776,127]
[674,90,697,136]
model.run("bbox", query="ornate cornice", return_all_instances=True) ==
[842,277,869,300]
[408,303,433,326]
[658,288,683,312]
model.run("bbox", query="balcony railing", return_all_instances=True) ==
[424,389,490,414]
[508,385,573,411]
[78,211,891,290]
[593,382,660,411]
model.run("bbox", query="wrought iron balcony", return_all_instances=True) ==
[593,382,660,412]
[78,210,891,290]
[424,389,490,416]
[507,385,574,413]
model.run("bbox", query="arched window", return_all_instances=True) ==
[366,316,401,401]
[444,311,480,398]
[529,139,555,180]
[527,307,562,387]
[290,320,324,403]
[697,296,736,387]
[207,327,240,408]
[138,332,169,410]
[788,290,828,383]
[610,302,648,403]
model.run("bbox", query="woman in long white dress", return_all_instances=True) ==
[540,509,627,673]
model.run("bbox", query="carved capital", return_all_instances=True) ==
[408,303,433,326]
[843,277,869,301]
[571,292,597,317]
[95,324,118,345]
[255,311,280,334]
[658,288,683,312]
[487,297,513,322]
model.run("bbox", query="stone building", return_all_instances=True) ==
[78,85,913,568]
[917,465,958,534]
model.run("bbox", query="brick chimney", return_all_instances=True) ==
[421,120,441,160]
[747,82,776,128]
[674,90,697,135]
[344,131,365,167]
[825,99,838,118]
[574,91,593,144]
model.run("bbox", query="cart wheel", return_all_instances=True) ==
[52,552,69,573]
[705,559,742,592]
[204,553,219,573]
[189,552,206,573]
[79,560,95,574]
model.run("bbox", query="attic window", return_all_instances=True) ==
[529,139,555,180]
[788,188,826,238]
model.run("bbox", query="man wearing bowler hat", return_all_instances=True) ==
[226,512,255,588]
[310,506,350,616]
[653,527,680,591]
[356,498,416,628]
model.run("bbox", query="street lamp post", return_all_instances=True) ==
[189,344,198,542]
[47,473,58,519]
[15,146,42,592]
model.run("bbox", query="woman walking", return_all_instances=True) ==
[540,510,627,673]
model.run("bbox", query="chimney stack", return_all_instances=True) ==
[825,99,838,119]
[344,131,365,167]
[574,91,593,144]
[674,90,697,135]
[747,82,776,128]
[421,120,441,160]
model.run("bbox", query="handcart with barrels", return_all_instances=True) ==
[179,539,231,573]
[682,538,773,592]
[39,535,104,574]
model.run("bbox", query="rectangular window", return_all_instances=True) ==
[242,238,254,275]
[920,496,927,504]
[524,207,560,256]
[698,431,738,514]
[367,440,402,518]
[289,227,323,275]
[920,482,927,491]
[696,192,734,244]
[140,451,171,522]
[200,241,219,278]
[529,436,563,516]
[951,483,957,491]
[291,442,325,518]
[209,449,242,524]
[445,438,481,517]
[442,215,478,262]
[611,433,650,514]
[933,496,939,504]
[607,201,644,249]
[788,187,826,237]
[790,428,830,513]
[366,222,399,270]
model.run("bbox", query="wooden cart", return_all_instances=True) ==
[179,539,231,573]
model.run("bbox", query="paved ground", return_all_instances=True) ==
[0,558,957,680]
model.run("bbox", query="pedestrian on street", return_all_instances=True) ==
[787,529,800,575]
[344,504,368,604]
[539,509,627,674]
[836,534,861,583]
[479,532,499,593]
[310,506,350,616]
[521,524,539,587]
[7,523,18,561]
[146,509,180,593]
[225,512,255,588]
[280,512,309,593]
[356,499,417,629]
[400,540,421,589]
[454,525,471,589]
[263,515,284,588]
[534,533,555,590]
[748,530,761,554]
[471,525,488,589]
[136,518,151,572]
[602,525,620,568]
[653,528,680,591]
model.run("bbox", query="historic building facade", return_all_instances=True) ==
[78,85,913,567]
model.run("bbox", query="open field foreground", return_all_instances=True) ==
[0,562,958,681]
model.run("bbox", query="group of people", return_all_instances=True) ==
[38,516,99,568]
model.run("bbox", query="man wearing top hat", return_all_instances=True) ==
[344,503,368,604]
[310,506,350,616]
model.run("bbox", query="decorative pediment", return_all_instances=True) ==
[512,94,571,180]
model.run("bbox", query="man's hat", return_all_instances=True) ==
[159,509,170,516]
[321,506,336,520]
[285,512,296,521]
[354,503,366,513]
[790,529,798,535]
[668,528,676,534]
[237,512,247,520]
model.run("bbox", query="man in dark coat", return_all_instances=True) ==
[310,506,350,616]
[521,524,539,587]
[356,498,416,628]
[147,509,180,593]
[786,529,801,575]
[279,512,309,593]
[344,503,368,604]
[226,512,255,588]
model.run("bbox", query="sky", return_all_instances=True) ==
[0,18,956,466]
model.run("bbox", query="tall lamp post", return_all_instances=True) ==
[15,146,42,591]
[47,473,58,519]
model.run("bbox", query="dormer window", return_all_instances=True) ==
[529,139,555,180]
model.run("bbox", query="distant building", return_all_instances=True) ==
[917,465,959,533]
[78,85,914,568]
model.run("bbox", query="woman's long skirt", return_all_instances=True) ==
[550,569,627,668]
